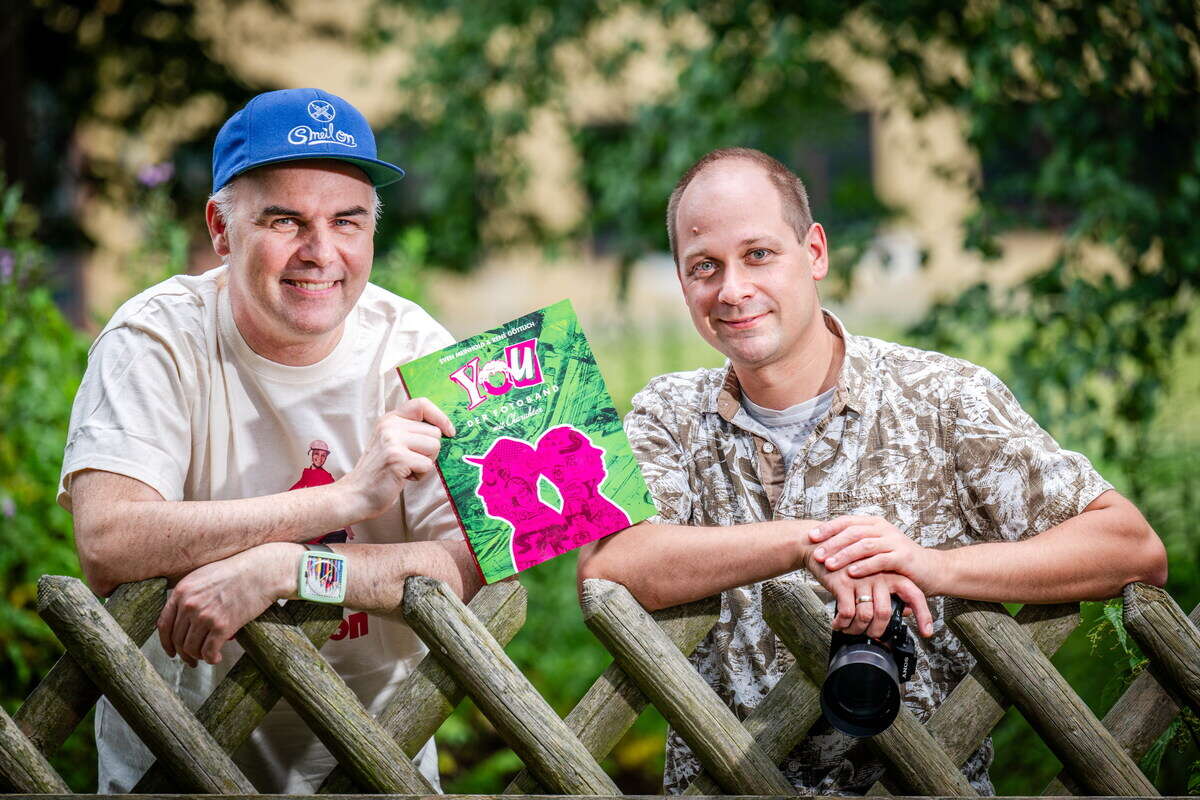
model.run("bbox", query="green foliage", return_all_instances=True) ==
[0,181,93,788]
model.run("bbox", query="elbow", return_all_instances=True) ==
[74,519,123,597]
[576,545,666,612]
[1138,525,1168,588]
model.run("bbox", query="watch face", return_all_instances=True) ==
[302,553,345,602]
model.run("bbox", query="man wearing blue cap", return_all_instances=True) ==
[59,89,476,792]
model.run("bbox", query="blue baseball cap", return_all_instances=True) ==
[211,88,405,192]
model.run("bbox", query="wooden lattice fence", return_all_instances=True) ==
[1,572,1198,796]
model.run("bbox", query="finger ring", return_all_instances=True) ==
[856,595,873,604]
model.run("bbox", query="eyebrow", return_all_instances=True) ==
[255,205,370,222]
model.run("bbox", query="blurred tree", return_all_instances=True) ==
[0,0,255,311]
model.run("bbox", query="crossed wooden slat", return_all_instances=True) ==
[2,568,1200,797]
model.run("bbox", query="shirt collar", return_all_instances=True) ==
[704,308,869,421]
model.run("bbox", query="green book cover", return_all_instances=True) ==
[397,299,656,583]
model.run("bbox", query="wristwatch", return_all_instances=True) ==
[297,543,347,604]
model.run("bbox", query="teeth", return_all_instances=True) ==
[284,280,336,290]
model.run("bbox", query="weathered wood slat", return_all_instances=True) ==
[581,578,795,796]
[1041,600,1200,796]
[1124,583,1200,713]
[0,704,70,793]
[236,602,433,794]
[14,578,167,756]
[862,602,1079,797]
[36,576,255,794]
[504,594,718,795]
[682,663,823,796]
[404,576,619,796]
[318,581,528,794]
[134,599,343,793]
[762,579,976,797]
[946,597,1158,796]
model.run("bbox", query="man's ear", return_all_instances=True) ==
[205,200,231,258]
[805,222,830,282]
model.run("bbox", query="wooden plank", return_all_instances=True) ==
[36,575,255,794]
[235,603,433,794]
[403,576,619,796]
[1041,600,1200,796]
[945,596,1158,796]
[682,663,822,796]
[504,594,718,795]
[14,578,167,756]
[761,579,977,797]
[1124,583,1200,714]
[0,704,70,793]
[317,581,528,794]
[580,578,795,796]
[134,600,343,793]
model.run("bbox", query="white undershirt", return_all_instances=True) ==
[741,387,836,468]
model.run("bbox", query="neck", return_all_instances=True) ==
[231,296,343,367]
[734,312,843,410]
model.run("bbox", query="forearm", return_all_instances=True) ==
[75,473,369,595]
[929,503,1167,603]
[577,519,818,611]
[267,539,483,612]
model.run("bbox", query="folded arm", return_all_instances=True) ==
[811,489,1167,602]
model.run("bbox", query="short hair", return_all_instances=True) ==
[208,173,383,225]
[666,147,813,265]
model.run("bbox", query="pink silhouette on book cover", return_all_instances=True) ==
[464,425,632,571]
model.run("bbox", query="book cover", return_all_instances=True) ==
[397,299,656,583]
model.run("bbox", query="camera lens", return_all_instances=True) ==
[820,642,902,737]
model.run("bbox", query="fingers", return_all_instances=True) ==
[157,590,179,658]
[810,515,876,543]
[832,581,856,632]
[811,527,878,566]
[845,585,875,636]
[396,397,456,438]
[866,581,894,639]
[892,579,934,637]
[845,553,896,579]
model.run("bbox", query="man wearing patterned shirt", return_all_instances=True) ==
[577,147,1167,794]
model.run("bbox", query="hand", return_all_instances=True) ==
[810,515,941,594]
[340,398,455,520]
[805,549,934,638]
[157,543,298,666]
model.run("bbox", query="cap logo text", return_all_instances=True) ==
[287,122,358,149]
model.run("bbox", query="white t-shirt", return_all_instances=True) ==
[59,265,459,793]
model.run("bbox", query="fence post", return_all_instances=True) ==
[1124,583,1200,711]
[762,579,977,797]
[318,581,528,794]
[946,597,1158,796]
[0,706,69,794]
[404,576,620,796]
[505,593,719,795]
[14,578,167,757]
[36,576,255,794]
[581,578,796,796]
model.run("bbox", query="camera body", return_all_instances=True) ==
[819,595,917,737]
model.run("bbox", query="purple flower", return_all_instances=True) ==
[137,162,175,188]
[0,249,13,282]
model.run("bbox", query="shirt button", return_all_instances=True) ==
[763,442,775,453]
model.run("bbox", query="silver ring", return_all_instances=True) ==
[855,595,873,604]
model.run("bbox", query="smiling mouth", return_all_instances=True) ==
[282,279,339,291]
[720,312,767,329]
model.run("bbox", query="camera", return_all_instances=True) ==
[819,594,917,737]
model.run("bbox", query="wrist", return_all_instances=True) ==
[793,520,820,571]
[923,547,951,596]
[272,542,305,600]
[321,480,367,530]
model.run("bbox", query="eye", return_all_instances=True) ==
[748,248,771,260]
[690,260,717,276]
[271,217,300,229]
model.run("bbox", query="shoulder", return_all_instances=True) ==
[853,334,1007,408]
[355,283,454,363]
[89,267,223,360]
[629,366,724,424]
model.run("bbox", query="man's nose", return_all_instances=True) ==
[298,225,336,266]
[717,261,755,306]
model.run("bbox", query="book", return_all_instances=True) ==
[397,299,657,583]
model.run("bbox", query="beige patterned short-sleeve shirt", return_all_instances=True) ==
[626,312,1111,795]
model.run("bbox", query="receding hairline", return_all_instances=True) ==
[666,147,813,265]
